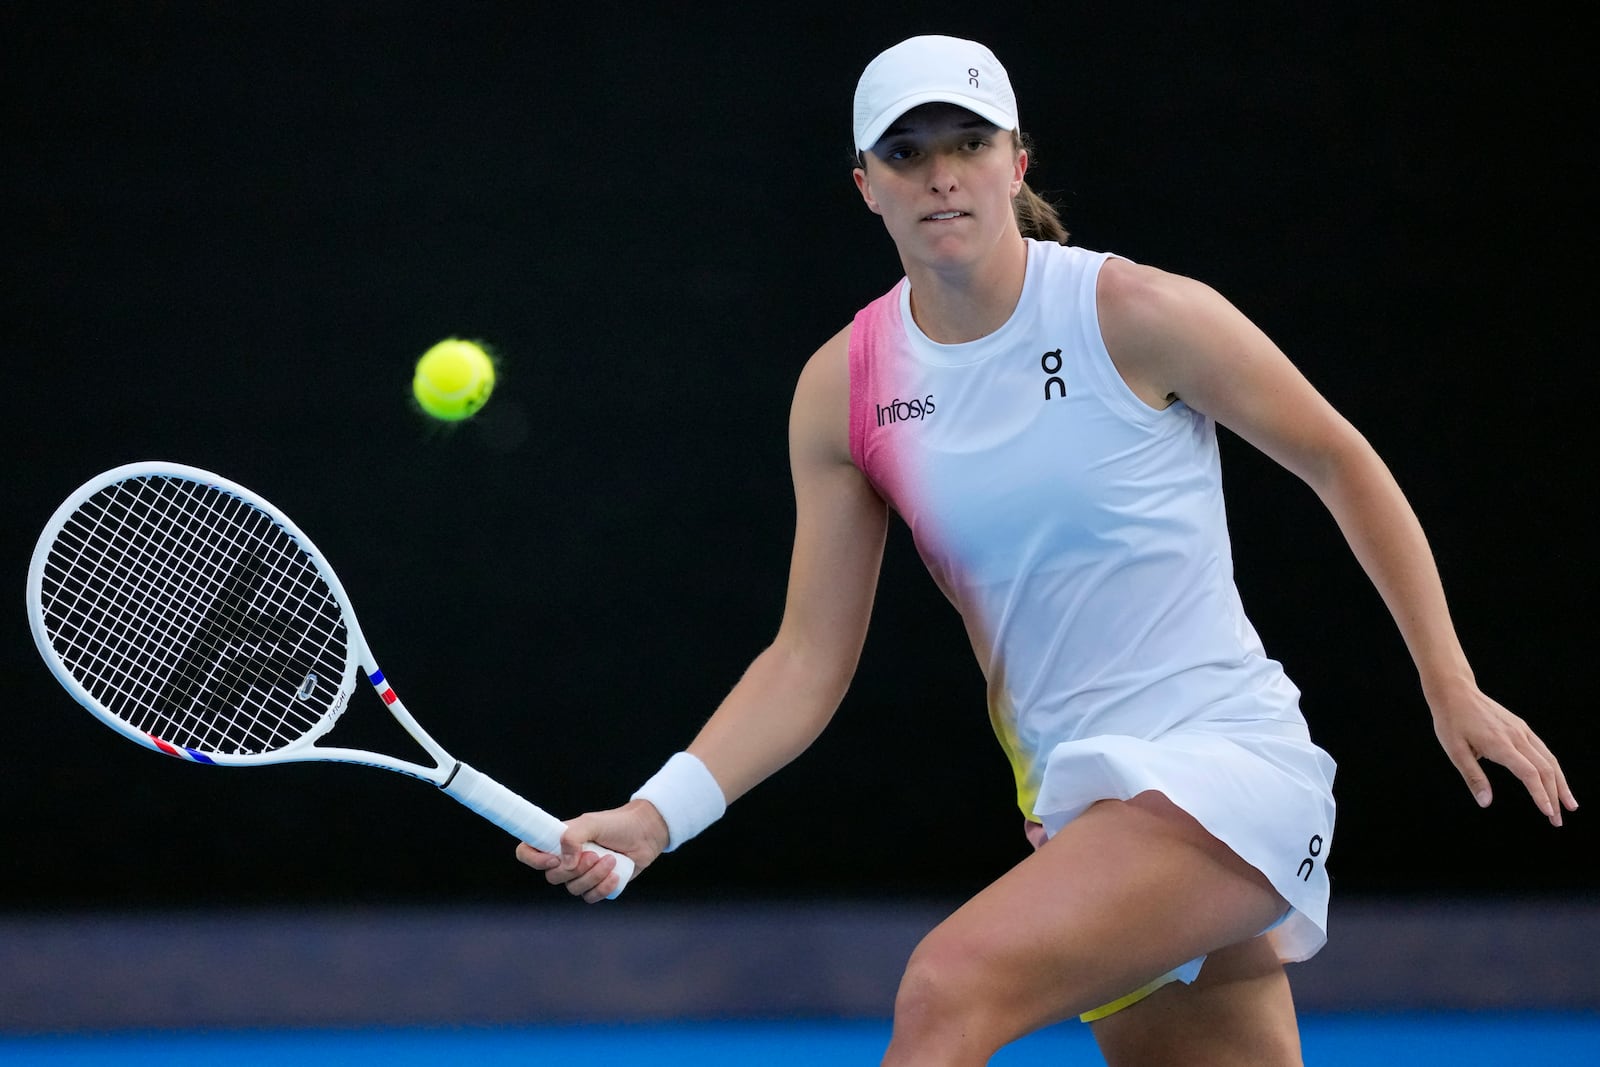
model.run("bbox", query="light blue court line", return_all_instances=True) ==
[2,1013,1596,1065]
[1296,1012,1600,1062]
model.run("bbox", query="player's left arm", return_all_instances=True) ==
[1096,257,1576,825]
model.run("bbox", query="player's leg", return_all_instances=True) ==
[1089,933,1301,1066]
[880,790,1291,1067]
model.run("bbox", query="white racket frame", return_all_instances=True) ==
[27,460,633,896]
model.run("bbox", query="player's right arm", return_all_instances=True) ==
[686,324,888,801]
[519,324,889,900]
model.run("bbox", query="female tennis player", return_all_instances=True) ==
[519,35,1576,1065]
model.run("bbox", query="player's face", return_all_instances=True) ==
[853,103,1027,269]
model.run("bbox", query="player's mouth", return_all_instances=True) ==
[923,210,968,222]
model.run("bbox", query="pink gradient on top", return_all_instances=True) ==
[848,282,923,513]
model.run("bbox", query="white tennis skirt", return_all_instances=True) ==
[1032,721,1336,964]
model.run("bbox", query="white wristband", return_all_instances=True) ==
[631,752,726,852]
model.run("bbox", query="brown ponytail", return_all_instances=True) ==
[1014,181,1068,244]
[1013,132,1068,244]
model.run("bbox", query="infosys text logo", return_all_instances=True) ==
[876,394,936,427]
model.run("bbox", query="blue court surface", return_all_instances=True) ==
[4,1013,1596,1065]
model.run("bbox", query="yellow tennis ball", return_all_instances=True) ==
[412,339,496,421]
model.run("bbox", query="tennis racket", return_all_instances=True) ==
[26,460,634,897]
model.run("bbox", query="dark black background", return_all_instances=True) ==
[4,2,1592,911]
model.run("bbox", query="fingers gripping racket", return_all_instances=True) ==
[26,461,634,897]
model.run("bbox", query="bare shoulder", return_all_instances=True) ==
[790,323,854,464]
[795,322,852,401]
[1096,257,1267,409]
[1096,257,1223,346]
[1095,258,1209,408]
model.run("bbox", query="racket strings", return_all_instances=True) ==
[45,479,276,746]
[37,475,350,755]
[61,481,258,725]
[44,477,338,752]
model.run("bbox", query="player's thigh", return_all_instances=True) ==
[902,791,1289,1027]
[1090,934,1301,1067]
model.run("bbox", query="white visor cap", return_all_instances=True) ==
[853,35,1018,154]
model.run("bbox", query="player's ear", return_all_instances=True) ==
[853,164,883,216]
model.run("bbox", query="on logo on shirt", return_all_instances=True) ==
[1042,349,1066,400]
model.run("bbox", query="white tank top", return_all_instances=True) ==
[849,239,1307,820]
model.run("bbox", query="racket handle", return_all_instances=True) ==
[442,762,635,899]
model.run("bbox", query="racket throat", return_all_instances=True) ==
[439,760,465,790]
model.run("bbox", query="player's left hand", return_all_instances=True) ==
[1429,685,1577,826]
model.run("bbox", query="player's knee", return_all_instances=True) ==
[891,935,996,1043]
[893,944,954,1027]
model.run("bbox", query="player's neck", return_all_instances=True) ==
[902,234,1028,345]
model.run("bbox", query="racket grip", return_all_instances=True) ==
[442,762,635,899]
